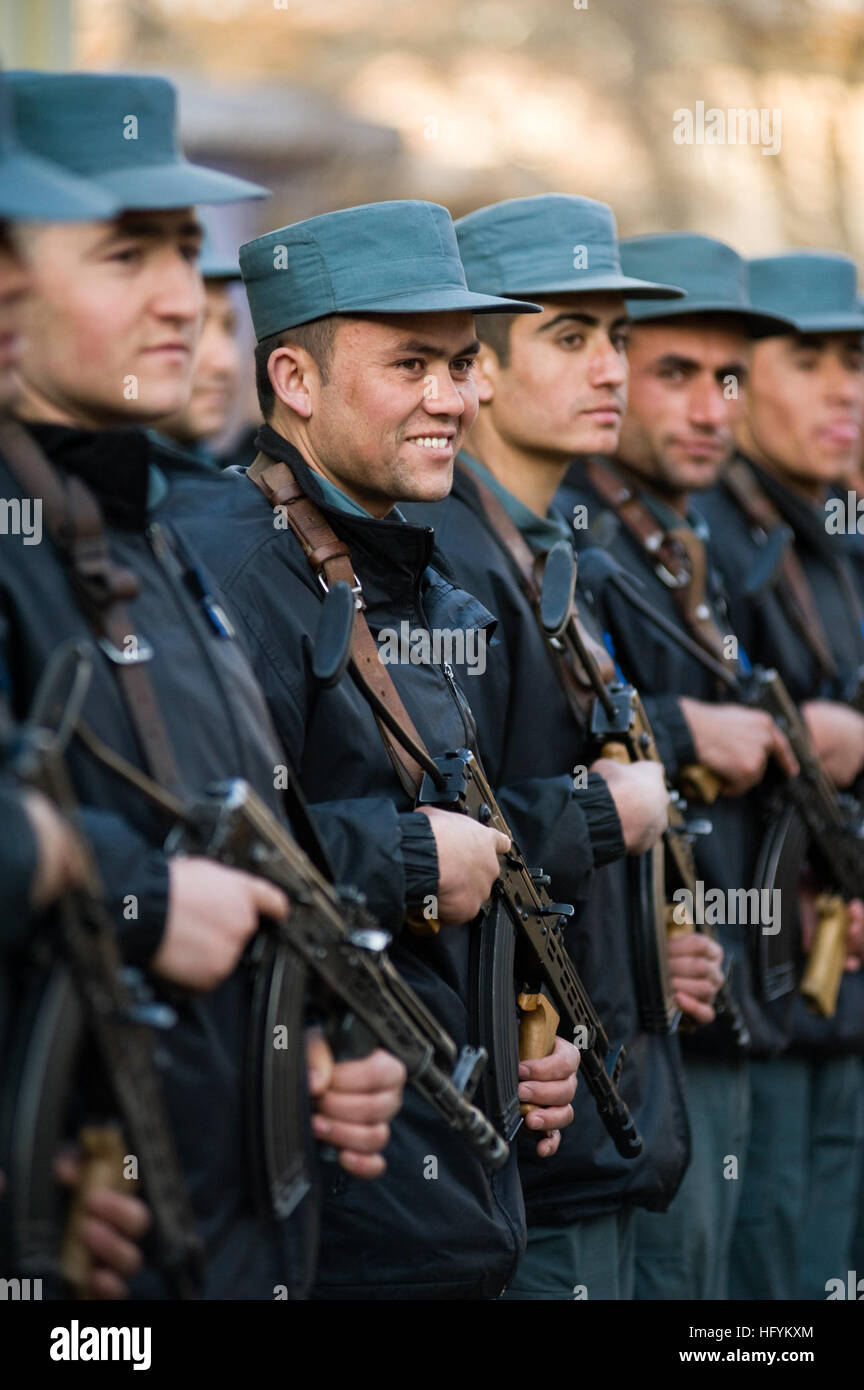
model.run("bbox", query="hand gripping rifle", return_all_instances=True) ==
[2,641,204,1298]
[742,667,864,1018]
[540,540,751,1051]
[52,603,509,1179]
[576,546,864,1019]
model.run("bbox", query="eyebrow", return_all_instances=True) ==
[391,338,481,357]
[653,352,748,377]
[99,216,204,246]
[537,312,631,334]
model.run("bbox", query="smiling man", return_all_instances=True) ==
[170,199,583,1300]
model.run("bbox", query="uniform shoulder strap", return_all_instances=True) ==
[456,459,614,722]
[246,452,433,796]
[0,418,182,794]
[721,456,837,681]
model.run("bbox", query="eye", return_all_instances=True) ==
[659,366,687,383]
[108,244,142,265]
[450,357,476,376]
[612,332,631,352]
[557,333,585,349]
[181,242,202,265]
[396,358,424,372]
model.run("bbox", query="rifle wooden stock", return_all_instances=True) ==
[59,1125,132,1297]
[516,992,561,1118]
[800,893,848,1019]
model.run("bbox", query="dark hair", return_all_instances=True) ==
[254,316,338,419]
[474,312,518,368]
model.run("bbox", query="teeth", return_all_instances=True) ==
[413,437,449,449]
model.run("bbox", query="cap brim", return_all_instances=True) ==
[94,161,269,209]
[501,274,685,301]
[627,298,798,338]
[782,311,864,334]
[337,287,542,316]
[200,259,241,281]
[0,148,118,221]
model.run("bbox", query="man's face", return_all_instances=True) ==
[0,223,31,412]
[158,281,241,445]
[738,332,864,486]
[483,293,629,458]
[617,317,750,494]
[19,209,204,428]
[298,311,480,512]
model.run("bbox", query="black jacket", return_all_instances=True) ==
[0,424,342,1299]
[700,456,864,1057]
[556,457,794,1059]
[170,425,526,1300]
[403,467,690,1222]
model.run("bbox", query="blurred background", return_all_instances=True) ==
[4,0,864,441]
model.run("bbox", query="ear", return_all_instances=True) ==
[269,344,318,420]
[473,342,500,405]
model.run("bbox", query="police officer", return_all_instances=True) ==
[402,193,718,1300]
[1,69,405,1298]
[699,251,864,1299]
[155,227,244,467]
[0,64,158,1300]
[556,233,799,1300]
[170,199,582,1299]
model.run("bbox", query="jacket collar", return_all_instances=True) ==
[254,424,496,635]
[23,421,213,529]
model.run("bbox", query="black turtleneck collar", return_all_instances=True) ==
[24,423,153,529]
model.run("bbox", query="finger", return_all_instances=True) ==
[675,991,716,1025]
[535,1130,561,1159]
[771,727,799,779]
[338,1150,387,1180]
[671,973,722,1000]
[86,1267,129,1301]
[518,1076,577,1108]
[84,1188,151,1240]
[305,1029,334,1098]
[492,831,511,855]
[248,875,290,923]
[844,956,861,973]
[311,1113,391,1154]
[315,1087,403,1125]
[667,955,723,980]
[326,1050,407,1094]
[518,1042,580,1082]
[79,1217,144,1279]
[524,1104,573,1131]
[52,1150,81,1187]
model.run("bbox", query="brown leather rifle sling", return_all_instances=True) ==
[0,418,182,795]
[586,456,731,666]
[247,452,434,799]
[456,459,616,727]
[721,456,837,683]
[585,456,731,803]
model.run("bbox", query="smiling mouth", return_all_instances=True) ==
[407,435,454,450]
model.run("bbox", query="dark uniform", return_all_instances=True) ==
[171,200,545,1299]
[556,232,798,1300]
[407,459,691,1299]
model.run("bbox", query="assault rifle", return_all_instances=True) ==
[165,778,510,1173]
[742,667,864,1017]
[540,540,751,1050]
[416,743,643,1160]
[2,641,204,1298]
[576,546,864,1019]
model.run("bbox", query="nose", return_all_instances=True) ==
[824,357,864,409]
[587,337,627,391]
[689,378,728,431]
[151,252,205,327]
[423,366,465,417]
